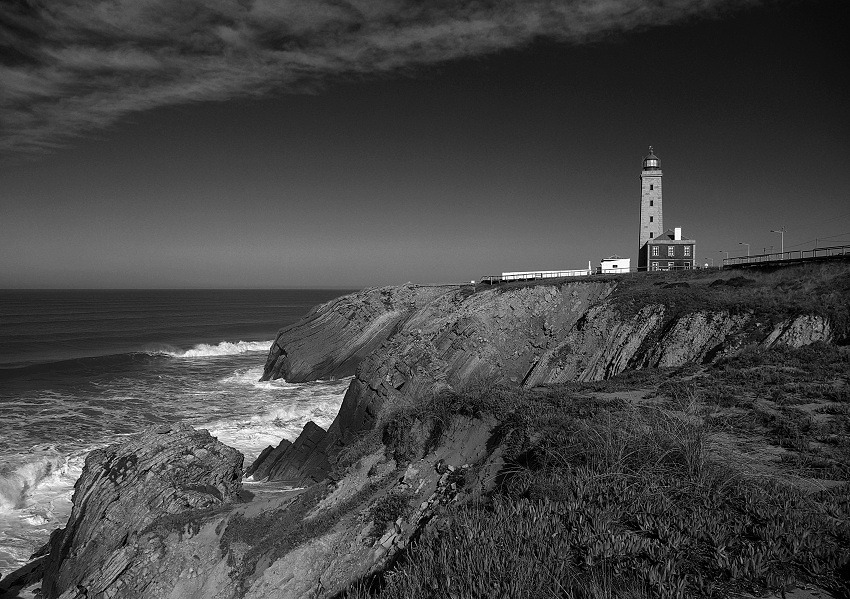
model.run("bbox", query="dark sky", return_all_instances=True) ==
[1,0,848,288]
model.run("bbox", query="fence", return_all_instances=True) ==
[722,244,850,267]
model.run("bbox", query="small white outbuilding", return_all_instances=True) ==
[599,255,631,274]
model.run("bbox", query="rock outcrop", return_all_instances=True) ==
[247,421,329,483]
[262,284,459,382]
[290,285,845,482]
[41,423,243,599]
[764,314,833,348]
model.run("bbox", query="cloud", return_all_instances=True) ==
[0,0,760,155]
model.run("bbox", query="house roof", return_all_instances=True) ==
[647,229,695,243]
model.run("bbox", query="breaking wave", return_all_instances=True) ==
[164,340,273,358]
[0,452,70,512]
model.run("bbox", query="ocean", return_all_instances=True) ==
[0,289,352,574]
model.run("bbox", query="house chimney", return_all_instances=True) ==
[674,227,682,241]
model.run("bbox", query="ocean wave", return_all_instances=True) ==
[217,366,293,388]
[164,340,273,358]
[0,453,69,512]
[203,377,351,462]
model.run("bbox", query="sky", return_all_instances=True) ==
[1,0,848,288]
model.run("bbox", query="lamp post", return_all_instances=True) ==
[739,242,750,257]
[770,228,786,255]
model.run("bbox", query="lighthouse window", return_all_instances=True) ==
[649,232,653,238]
[650,216,653,222]
[650,201,654,206]
[650,185,654,190]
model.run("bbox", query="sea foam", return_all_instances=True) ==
[164,340,273,358]
[0,451,72,512]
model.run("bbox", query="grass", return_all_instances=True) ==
[337,341,850,599]
[570,261,850,343]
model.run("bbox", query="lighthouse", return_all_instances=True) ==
[637,147,696,271]
[639,146,663,252]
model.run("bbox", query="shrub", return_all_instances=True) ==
[369,492,411,539]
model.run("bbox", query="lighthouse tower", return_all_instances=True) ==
[638,146,663,270]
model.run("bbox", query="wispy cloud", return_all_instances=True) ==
[1,0,759,155]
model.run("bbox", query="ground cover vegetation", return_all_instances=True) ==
[490,261,850,341]
[341,341,850,599]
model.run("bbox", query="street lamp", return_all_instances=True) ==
[739,242,750,257]
[770,228,786,254]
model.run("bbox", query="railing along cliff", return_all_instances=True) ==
[722,244,850,268]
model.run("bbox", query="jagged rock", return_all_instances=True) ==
[245,441,288,478]
[41,423,243,599]
[0,556,46,597]
[649,310,751,367]
[319,281,616,452]
[764,314,833,348]
[247,421,329,483]
[262,284,458,382]
[310,285,843,450]
[525,303,666,386]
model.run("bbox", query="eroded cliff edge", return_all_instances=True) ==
[256,264,846,486]
[262,284,459,383]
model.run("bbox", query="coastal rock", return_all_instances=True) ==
[247,421,329,483]
[0,556,46,597]
[41,423,243,599]
[318,281,616,455]
[647,310,752,368]
[524,303,665,386]
[262,284,458,382]
[311,282,842,451]
[764,314,833,348]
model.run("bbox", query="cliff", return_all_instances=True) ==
[258,264,845,485]
[262,284,458,382]
[18,261,849,598]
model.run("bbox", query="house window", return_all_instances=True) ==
[651,246,659,257]
[668,262,675,268]
[668,246,675,257]
[649,216,653,222]
[684,246,691,257]
[650,185,654,190]
[651,261,659,270]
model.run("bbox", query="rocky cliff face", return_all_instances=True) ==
[247,421,329,483]
[260,273,840,486]
[41,423,243,599]
[262,284,459,382]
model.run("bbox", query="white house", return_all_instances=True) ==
[599,255,631,274]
